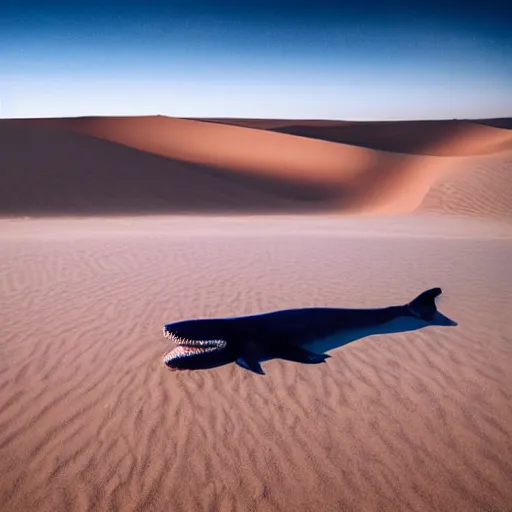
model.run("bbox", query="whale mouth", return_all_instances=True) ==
[162,326,227,370]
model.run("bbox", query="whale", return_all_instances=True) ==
[162,287,457,375]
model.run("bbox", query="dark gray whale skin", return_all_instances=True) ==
[162,287,457,375]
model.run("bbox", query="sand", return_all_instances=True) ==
[1,116,512,512]
[199,118,512,156]
[2,116,512,217]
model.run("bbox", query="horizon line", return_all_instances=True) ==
[2,114,512,123]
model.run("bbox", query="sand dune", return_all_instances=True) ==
[1,216,511,512]
[200,117,512,156]
[0,118,440,216]
[191,117,300,130]
[2,115,511,218]
[419,153,512,219]
[475,118,512,130]
[0,121,328,216]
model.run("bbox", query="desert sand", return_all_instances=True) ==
[1,116,511,512]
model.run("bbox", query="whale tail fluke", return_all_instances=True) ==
[407,287,443,321]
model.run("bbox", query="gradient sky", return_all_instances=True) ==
[1,0,511,120]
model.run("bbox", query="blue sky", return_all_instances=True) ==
[1,1,511,120]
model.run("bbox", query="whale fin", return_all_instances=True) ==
[276,346,331,364]
[236,356,265,375]
[407,287,442,321]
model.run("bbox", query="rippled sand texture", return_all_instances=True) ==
[1,217,511,512]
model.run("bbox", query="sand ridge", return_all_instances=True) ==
[196,117,512,156]
[2,115,511,218]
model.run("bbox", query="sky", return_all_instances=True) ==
[1,0,511,120]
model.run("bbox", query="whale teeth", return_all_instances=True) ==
[162,331,227,366]
[162,343,223,365]
[166,332,226,350]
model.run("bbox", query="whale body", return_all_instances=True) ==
[162,287,457,375]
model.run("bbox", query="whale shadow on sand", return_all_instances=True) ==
[306,310,457,356]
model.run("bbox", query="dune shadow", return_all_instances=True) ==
[473,118,512,130]
[0,121,345,217]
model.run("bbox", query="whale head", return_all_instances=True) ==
[162,320,230,371]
